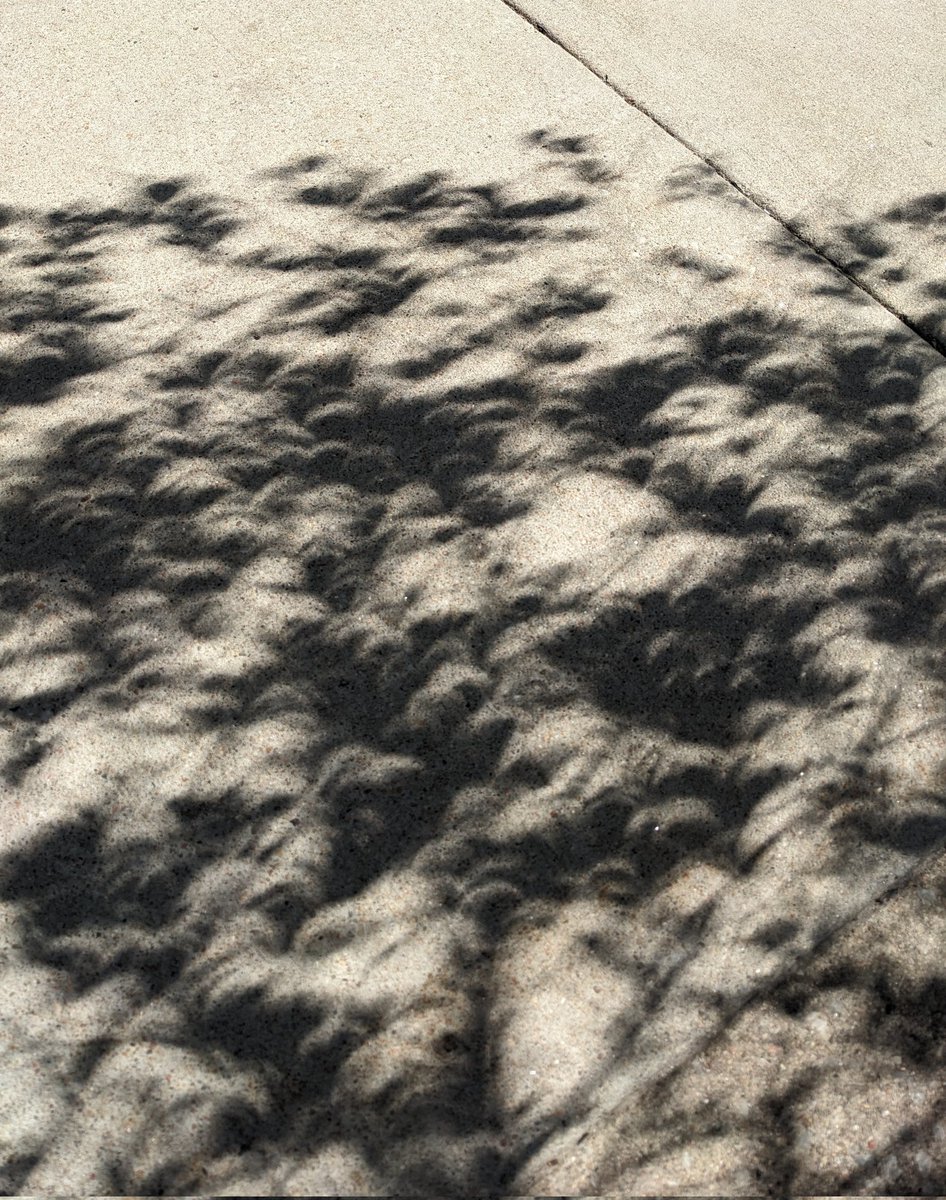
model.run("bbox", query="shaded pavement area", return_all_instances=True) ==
[2,0,946,1194]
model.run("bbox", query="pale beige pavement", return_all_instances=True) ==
[1,0,946,1195]
[506,0,946,349]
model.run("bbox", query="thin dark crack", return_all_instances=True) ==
[497,0,946,361]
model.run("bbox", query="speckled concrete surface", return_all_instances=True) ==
[505,0,946,348]
[545,842,946,1195]
[2,1,946,1195]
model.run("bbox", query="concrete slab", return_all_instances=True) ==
[2,0,946,1194]
[504,0,946,347]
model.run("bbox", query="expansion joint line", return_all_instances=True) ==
[498,0,946,361]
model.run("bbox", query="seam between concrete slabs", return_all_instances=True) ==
[497,0,946,362]
[496,0,946,1164]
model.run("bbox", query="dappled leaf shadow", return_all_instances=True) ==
[1,133,946,1196]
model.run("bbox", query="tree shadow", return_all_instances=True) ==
[665,161,946,352]
[1,134,946,1195]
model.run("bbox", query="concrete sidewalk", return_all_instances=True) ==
[1,0,946,1194]
[504,0,946,349]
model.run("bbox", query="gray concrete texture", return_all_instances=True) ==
[509,0,946,349]
[1,0,946,1194]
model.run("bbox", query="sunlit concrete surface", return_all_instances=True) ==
[2,0,946,1195]
[506,0,946,347]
